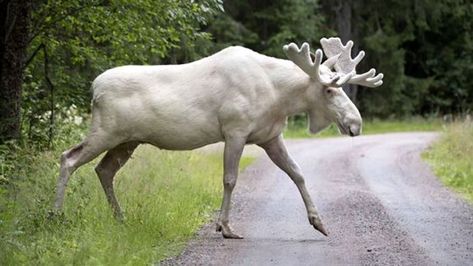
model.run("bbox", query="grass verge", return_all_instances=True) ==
[0,144,253,265]
[284,117,443,138]
[423,121,473,202]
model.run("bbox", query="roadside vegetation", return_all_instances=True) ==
[0,124,253,265]
[424,121,473,202]
[1,0,471,265]
[284,117,444,138]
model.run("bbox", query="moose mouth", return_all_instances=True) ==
[336,121,355,137]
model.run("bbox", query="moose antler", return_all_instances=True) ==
[283,37,383,88]
[283,42,343,87]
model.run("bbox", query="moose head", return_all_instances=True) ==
[284,37,384,137]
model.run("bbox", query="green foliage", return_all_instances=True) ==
[23,0,223,147]
[356,0,473,117]
[424,121,473,201]
[18,0,473,148]
[207,0,330,57]
[0,132,254,265]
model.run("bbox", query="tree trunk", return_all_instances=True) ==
[334,0,358,102]
[323,0,359,103]
[0,0,31,143]
[334,0,351,43]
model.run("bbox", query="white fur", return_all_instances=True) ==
[90,44,362,148]
[54,38,382,238]
[92,47,301,147]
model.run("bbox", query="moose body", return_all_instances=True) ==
[54,38,383,238]
[92,46,300,150]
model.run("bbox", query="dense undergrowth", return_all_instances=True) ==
[424,121,473,202]
[0,123,253,265]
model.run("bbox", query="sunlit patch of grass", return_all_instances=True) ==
[0,144,254,265]
[284,117,443,138]
[423,121,473,202]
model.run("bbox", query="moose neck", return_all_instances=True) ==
[264,58,316,117]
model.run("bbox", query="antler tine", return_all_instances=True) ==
[351,70,384,87]
[283,42,317,76]
[283,42,341,86]
[320,37,384,88]
[321,37,360,75]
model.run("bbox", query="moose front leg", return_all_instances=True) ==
[216,136,245,239]
[260,135,328,236]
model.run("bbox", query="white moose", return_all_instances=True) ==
[54,37,383,238]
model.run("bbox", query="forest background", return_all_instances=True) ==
[1,0,471,147]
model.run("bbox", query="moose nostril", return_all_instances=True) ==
[349,128,355,137]
[348,124,360,137]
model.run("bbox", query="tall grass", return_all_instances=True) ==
[424,121,473,201]
[284,117,443,138]
[0,143,253,265]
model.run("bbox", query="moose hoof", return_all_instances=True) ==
[222,231,244,239]
[216,222,244,239]
[309,215,328,236]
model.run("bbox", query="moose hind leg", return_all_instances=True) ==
[54,135,116,211]
[95,141,139,220]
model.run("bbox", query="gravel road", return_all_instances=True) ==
[163,133,473,265]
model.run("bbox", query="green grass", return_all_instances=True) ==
[0,144,253,265]
[424,121,473,202]
[284,117,443,138]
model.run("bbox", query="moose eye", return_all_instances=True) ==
[324,88,335,97]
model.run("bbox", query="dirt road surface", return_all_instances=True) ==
[163,133,473,265]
